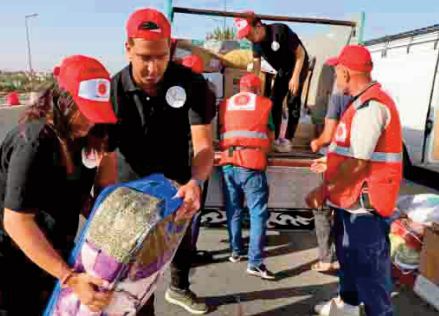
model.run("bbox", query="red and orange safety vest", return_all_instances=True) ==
[325,83,403,217]
[218,92,272,171]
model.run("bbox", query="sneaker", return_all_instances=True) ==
[314,297,360,316]
[246,264,276,280]
[165,288,209,315]
[272,138,292,153]
[229,253,242,263]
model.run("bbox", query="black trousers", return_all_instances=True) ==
[0,250,56,315]
[270,62,309,140]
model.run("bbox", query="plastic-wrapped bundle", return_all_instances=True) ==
[44,173,189,315]
[397,194,439,226]
[390,219,423,270]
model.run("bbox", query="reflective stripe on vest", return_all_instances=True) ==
[220,130,268,140]
[328,143,402,163]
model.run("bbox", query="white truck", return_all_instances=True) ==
[365,25,439,173]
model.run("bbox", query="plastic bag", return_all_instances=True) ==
[397,194,439,226]
[44,173,190,316]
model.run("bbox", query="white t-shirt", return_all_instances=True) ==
[350,100,390,160]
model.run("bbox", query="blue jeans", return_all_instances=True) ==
[334,208,393,316]
[222,166,269,267]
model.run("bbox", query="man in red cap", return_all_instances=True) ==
[218,73,276,279]
[234,12,309,150]
[306,45,402,316]
[101,8,215,315]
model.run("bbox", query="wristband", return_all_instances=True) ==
[191,178,205,189]
[60,269,75,288]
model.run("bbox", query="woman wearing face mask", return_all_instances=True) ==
[0,55,117,315]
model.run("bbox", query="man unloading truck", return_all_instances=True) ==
[306,45,403,316]
[234,11,309,152]
[100,8,216,315]
[218,73,276,279]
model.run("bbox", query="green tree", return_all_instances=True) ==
[206,26,236,40]
[0,72,54,93]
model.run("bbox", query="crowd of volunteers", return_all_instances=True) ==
[0,8,402,316]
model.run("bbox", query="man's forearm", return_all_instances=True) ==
[190,124,215,182]
[191,147,214,181]
[317,119,338,146]
[291,45,305,82]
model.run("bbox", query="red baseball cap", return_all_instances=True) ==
[234,11,256,39]
[326,45,373,72]
[53,55,117,124]
[181,55,204,74]
[126,8,171,40]
[240,73,261,90]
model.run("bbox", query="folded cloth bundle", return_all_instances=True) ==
[44,173,189,316]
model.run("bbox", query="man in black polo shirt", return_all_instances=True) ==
[102,8,215,315]
[234,12,309,148]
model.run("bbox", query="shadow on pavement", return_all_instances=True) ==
[196,230,318,267]
[205,282,338,315]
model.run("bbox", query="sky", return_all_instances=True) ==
[0,0,438,73]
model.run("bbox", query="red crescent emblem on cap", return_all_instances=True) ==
[98,82,107,96]
[235,19,248,31]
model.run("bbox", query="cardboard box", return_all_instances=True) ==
[414,275,439,311]
[224,68,266,99]
[419,223,439,285]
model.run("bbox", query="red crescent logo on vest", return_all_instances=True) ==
[236,94,250,105]
[335,122,347,142]
[97,82,108,96]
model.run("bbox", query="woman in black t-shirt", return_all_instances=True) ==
[0,55,117,315]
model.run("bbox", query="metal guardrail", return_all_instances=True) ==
[173,7,357,28]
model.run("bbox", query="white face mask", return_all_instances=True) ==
[81,148,102,169]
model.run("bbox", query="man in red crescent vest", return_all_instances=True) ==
[218,73,276,279]
[306,45,402,316]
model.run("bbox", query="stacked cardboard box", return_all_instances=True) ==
[414,223,439,311]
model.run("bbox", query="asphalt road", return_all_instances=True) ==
[152,176,439,315]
